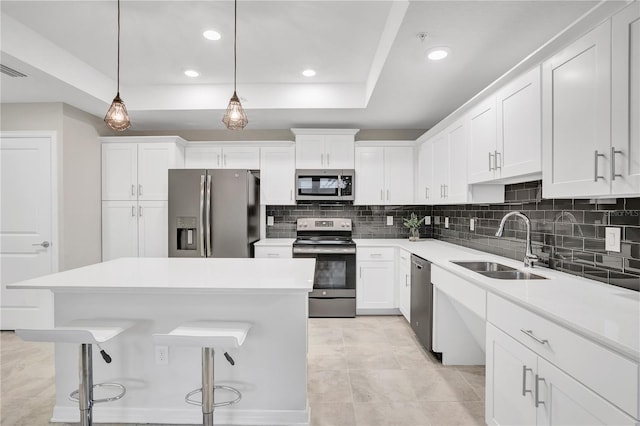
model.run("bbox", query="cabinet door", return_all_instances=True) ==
[384,147,414,204]
[447,120,469,203]
[102,143,137,201]
[357,261,395,309]
[417,141,433,204]
[485,324,537,426]
[295,135,325,168]
[324,135,355,169]
[397,249,411,322]
[254,246,292,259]
[137,201,168,257]
[354,147,385,204]
[102,201,138,261]
[137,143,178,201]
[260,146,295,205]
[185,146,222,169]
[498,66,542,180]
[536,357,637,426]
[431,133,449,203]
[222,146,260,169]
[468,96,498,184]
[542,21,611,198]
[611,2,640,195]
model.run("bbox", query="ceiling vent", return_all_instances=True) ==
[0,64,28,78]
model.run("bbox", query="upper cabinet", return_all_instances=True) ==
[543,4,640,199]
[468,67,541,184]
[416,139,433,204]
[260,145,296,205]
[101,137,186,201]
[355,144,414,205]
[292,129,358,169]
[184,144,260,169]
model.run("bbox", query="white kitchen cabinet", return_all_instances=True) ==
[468,96,498,184]
[416,140,433,203]
[611,2,640,195]
[101,137,185,201]
[184,145,260,169]
[355,145,414,205]
[260,146,295,205]
[357,247,395,311]
[101,200,168,261]
[486,323,636,426]
[431,132,449,204]
[292,129,358,169]
[254,245,292,259]
[397,249,411,322]
[431,119,471,204]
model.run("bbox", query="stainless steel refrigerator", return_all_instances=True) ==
[168,169,260,258]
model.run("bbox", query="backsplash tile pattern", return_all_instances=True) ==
[266,204,433,239]
[432,181,640,291]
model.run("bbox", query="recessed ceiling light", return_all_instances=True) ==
[184,70,199,78]
[302,69,316,77]
[203,30,221,41]
[426,47,450,61]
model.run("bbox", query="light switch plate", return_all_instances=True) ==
[605,227,621,252]
[444,217,449,228]
[386,216,393,226]
[470,218,475,231]
[424,216,431,225]
[267,216,274,226]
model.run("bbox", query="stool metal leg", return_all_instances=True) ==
[79,344,93,426]
[202,347,215,426]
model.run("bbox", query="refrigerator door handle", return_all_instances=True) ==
[206,174,213,257]
[199,175,205,257]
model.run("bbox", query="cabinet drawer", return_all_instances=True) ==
[398,249,412,269]
[487,293,639,418]
[431,265,486,319]
[357,247,395,261]
[254,246,292,259]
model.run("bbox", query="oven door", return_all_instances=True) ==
[292,249,356,297]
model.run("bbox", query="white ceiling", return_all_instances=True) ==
[1,0,602,132]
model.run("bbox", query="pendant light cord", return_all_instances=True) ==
[234,0,237,93]
[117,0,121,95]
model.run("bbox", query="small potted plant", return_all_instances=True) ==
[403,213,425,241]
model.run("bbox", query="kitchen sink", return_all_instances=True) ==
[451,261,517,272]
[451,261,547,280]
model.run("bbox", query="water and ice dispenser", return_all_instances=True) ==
[176,217,198,251]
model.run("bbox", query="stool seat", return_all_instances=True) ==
[17,319,135,344]
[153,321,251,349]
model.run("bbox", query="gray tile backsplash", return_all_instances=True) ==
[266,180,639,291]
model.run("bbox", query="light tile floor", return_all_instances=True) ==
[0,316,485,425]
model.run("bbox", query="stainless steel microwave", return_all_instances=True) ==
[295,169,355,201]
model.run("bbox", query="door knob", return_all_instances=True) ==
[32,241,50,248]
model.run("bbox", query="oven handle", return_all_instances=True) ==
[292,246,356,255]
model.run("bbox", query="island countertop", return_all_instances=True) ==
[8,257,316,292]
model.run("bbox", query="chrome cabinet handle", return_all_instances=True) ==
[199,175,205,257]
[217,154,221,168]
[131,184,135,197]
[521,329,548,345]
[440,184,443,198]
[611,147,623,181]
[224,154,227,167]
[321,153,324,166]
[290,189,293,201]
[412,262,423,269]
[327,153,330,166]
[139,206,143,217]
[535,374,545,408]
[206,174,212,256]
[425,187,428,200]
[405,275,409,287]
[370,253,383,257]
[138,184,143,196]
[495,150,501,170]
[32,241,50,248]
[380,189,384,201]
[522,366,533,396]
[267,253,279,258]
[444,185,448,198]
[386,189,390,201]
[359,267,362,279]
[594,150,606,181]
[489,152,494,171]
[131,206,135,217]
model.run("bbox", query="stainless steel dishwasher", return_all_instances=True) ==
[410,254,434,352]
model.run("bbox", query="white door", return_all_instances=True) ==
[222,147,260,169]
[295,135,325,168]
[324,135,355,169]
[384,147,414,204]
[468,96,497,183]
[102,143,137,200]
[138,201,168,257]
[417,141,433,204]
[184,146,222,169]
[432,134,449,203]
[357,261,395,309]
[0,135,55,329]
[260,146,295,205]
[137,143,175,201]
[447,120,469,203]
[354,147,384,204]
[101,201,138,261]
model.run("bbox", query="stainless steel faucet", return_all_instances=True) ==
[495,211,540,268]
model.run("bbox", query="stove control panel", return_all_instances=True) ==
[296,218,352,231]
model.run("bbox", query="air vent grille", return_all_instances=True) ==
[0,64,28,78]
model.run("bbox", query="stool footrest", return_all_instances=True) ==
[69,382,126,404]
[185,385,242,408]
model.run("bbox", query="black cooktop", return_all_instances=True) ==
[293,236,355,245]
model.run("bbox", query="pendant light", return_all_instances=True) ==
[222,0,248,130]
[104,0,131,131]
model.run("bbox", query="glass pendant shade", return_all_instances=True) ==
[104,93,131,131]
[222,91,248,130]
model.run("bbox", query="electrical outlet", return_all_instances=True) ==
[605,227,621,252]
[470,218,475,231]
[444,217,449,228]
[155,345,169,365]
[267,216,274,226]
[386,216,393,226]
[434,216,441,225]
[424,216,431,225]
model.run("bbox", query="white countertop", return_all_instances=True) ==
[354,239,640,362]
[8,257,315,293]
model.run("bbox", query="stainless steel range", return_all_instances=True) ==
[292,218,356,318]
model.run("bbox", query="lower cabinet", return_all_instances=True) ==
[357,247,395,311]
[254,245,292,259]
[102,201,168,261]
[397,249,411,321]
[486,323,637,426]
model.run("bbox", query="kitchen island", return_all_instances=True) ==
[8,257,315,425]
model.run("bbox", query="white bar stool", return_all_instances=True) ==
[16,319,135,426]
[153,321,251,426]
